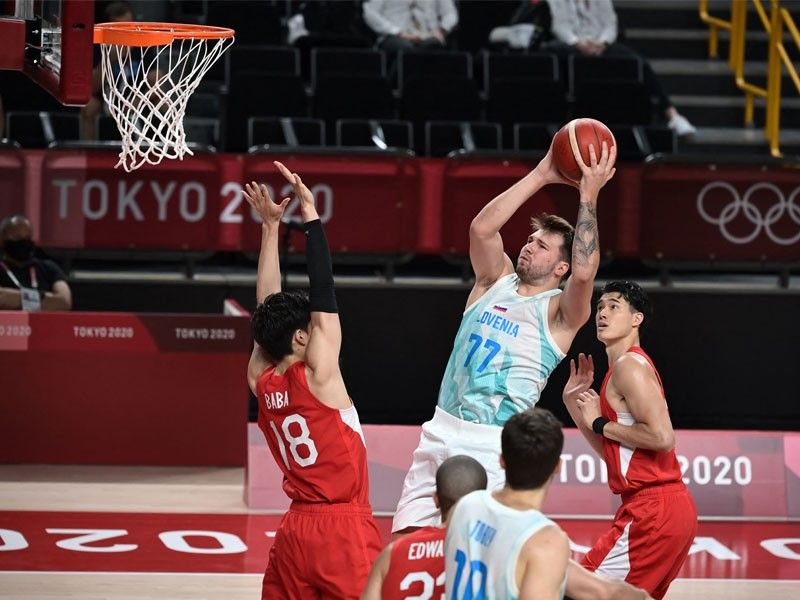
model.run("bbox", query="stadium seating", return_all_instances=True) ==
[336,119,413,151]
[6,111,81,148]
[248,116,325,149]
[425,121,502,157]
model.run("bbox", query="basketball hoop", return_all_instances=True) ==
[93,22,234,172]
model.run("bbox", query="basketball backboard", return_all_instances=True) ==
[0,0,94,105]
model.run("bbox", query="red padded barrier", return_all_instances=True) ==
[639,163,800,261]
[0,311,250,466]
[4,148,798,262]
[241,153,421,254]
[39,151,226,250]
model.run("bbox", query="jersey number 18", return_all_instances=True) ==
[268,414,319,469]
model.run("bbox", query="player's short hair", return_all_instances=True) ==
[0,214,31,238]
[105,1,133,21]
[601,280,653,333]
[251,290,310,361]
[436,455,488,519]
[501,408,564,490]
[531,213,574,264]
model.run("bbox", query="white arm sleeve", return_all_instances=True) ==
[597,0,618,44]
[547,0,580,45]
[437,0,459,33]
[363,0,402,36]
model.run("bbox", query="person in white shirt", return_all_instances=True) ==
[363,0,458,53]
[544,0,696,138]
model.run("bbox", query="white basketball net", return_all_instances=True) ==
[99,35,233,172]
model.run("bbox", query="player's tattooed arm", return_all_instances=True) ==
[573,201,599,268]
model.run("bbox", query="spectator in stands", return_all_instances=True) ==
[542,0,697,138]
[488,0,553,52]
[80,1,134,140]
[0,214,72,311]
[363,0,459,53]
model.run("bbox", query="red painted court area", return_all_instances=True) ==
[1,511,798,580]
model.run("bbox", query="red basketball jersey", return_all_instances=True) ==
[382,526,445,600]
[600,346,683,494]
[256,361,371,504]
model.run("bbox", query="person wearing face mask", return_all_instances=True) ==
[0,214,72,311]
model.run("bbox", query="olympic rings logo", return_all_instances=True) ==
[696,181,800,246]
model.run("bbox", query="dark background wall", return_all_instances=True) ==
[72,280,800,431]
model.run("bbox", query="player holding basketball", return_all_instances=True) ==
[445,408,653,600]
[244,161,382,599]
[393,137,617,535]
[361,455,488,600]
[563,281,697,599]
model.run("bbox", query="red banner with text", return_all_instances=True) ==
[3,148,797,262]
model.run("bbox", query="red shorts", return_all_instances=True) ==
[582,482,698,600]
[262,501,383,600]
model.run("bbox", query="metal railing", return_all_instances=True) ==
[699,0,800,156]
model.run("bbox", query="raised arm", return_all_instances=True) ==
[274,162,348,406]
[245,181,290,304]
[242,181,290,394]
[467,151,575,305]
[562,354,604,456]
[576,354,675,452]
[556,141,616,332]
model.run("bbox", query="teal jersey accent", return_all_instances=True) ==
[437,274,566,426]
[445,490,566,600]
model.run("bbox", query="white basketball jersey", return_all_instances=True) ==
[445,490,566,600]
[437,274,565,425]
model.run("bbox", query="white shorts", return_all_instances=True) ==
[392,406,505,533]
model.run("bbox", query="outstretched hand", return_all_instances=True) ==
[563,353,595,402]
[534,149,580,189]
[242,181,289,225]
[576,389,603,428]
[274,160,318,222]
[574,140,617,200]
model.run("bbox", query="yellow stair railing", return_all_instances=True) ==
[700,0,800,157]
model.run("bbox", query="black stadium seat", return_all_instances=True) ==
[487,78,567,142]
[481,51,559,93]
[425,121,502,157]
[398,51,472,89]
[336,119,413,151]
[225,72,309,151]
[226,45,300,83]
[313,75,395,139]
[569,54,642,96]
[6,111,81,148]
[514,123,556,152]
[248,117,325,149]
[311,48,386,90]
[574,80,653,126]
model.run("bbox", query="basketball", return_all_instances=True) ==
[551,118,616,182]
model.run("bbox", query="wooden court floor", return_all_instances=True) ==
[1,465,797,599]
